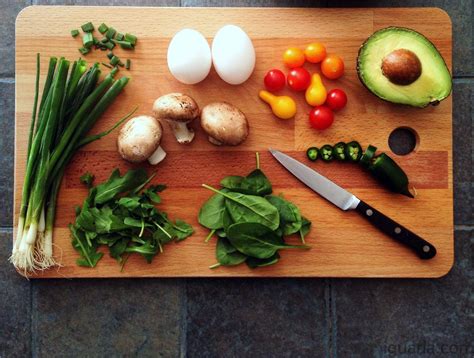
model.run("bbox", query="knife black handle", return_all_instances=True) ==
[355,200,436,260]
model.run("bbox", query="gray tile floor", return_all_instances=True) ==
[1,1,472,357]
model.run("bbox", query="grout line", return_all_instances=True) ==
[0,78,15,84]
[454,225,474,231]
[324,279,332,358]
[0,227,13,232]
[330,282,338,358]
[179,279,188,358]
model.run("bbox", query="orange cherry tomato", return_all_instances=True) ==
[283,47,305,68]
[321,54,345,80]
[304,43,327,63]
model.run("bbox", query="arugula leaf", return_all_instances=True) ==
[94,168,148,205]
[70,168,193,268]
[80,172,95,188]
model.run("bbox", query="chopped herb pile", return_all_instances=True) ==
[71,21,136,71]
[71,168,194,268]
[199,153,312,269]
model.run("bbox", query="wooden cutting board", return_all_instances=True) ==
[15,6,453,278]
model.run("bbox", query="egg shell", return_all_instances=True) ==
[212,25,256,85]
[167,29,212,85]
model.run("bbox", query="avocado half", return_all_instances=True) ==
[357,27,452,107]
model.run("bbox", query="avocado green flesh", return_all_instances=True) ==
[358,27,452,107]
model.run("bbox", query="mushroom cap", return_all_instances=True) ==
[117,115,163,163]
[152,93,200,123]
[200,102,249,146]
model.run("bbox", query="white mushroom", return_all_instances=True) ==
[200,102,249,146]
[152,93,199,144]
[117,115,167,165]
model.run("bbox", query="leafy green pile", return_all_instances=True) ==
[199,153,312,269]
[71,168,193,268]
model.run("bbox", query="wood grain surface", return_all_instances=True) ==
[14,6,453,278]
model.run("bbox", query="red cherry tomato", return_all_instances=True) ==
[287,67,311,91]
[264,69,286,92]
[309,106,334,130]
[326,89,347,110]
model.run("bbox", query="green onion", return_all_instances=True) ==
[71,29,79,37]
[81,22,94,33]
[124,33,137,46]
[100,37,109,44]
[110,55,120,66]
[104,41,115,50]
[98,23,108,34]
[125,59,131,70]
[78,47,90,55]
[113,40,133,49]
[106,27,116,39]
[82,33,94,48]
[116,33,124,41]
[11,55,130,274]
[107,52,114,59]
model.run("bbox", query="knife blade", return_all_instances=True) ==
[269,149,436,260]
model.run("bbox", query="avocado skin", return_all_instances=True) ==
[356,26,452,108]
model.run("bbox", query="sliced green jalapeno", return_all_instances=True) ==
[360,144,377,168]
[320,145,333,162]
[345,141,362,162]
[333,142,347,161]
[306,147,319,161]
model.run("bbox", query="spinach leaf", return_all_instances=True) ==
[221,170,272,196]
[220,176,244,190]
[224,192,279,231]
[265,195,302,236]
[227,222,309,259]
[246,252,280,268]
[94,168,148,205]
[299,216,312,242]
[198,189,229,229]
[216,238,247,266]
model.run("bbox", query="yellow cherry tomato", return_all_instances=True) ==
[283,47,305,68]
[304,43,327,63]
[259,90,297,119]
[305,73,327,106]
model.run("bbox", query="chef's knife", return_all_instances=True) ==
[269,149,436,260]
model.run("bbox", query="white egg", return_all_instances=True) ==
[167,29,212,84]
[212,25,256,85]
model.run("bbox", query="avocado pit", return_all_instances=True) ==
[381,49,422,85]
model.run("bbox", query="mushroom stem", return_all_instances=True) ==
[169,121,195,144]
[208,136,222,146]
[148,146,167,165]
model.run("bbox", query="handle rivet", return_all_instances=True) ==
[423,245,430,253]
[366,209,373,216]
[394,227,401,234]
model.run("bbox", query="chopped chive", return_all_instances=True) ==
[104,41,115,50]
[71,29,80,38]
[124,33,137,46]
[116,33,124,41]
[99,47,107,51]
[78,47,90,55]
[100,37,109,44]
[82,33,94,48]
[118,61,124,67]
[112,40,133,49]
[81,22,94,33]
[125,59,131,70]
[110,55,120,66]
[106,27,116,39]
[93,37,99,45]
[107,52,114,59]
[101,62,113,69]
[98,23,108,34]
